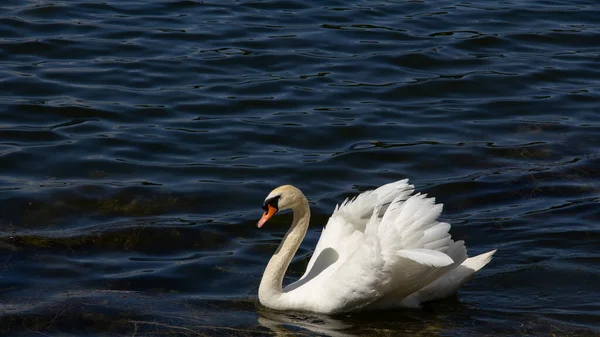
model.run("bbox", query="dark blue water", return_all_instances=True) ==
[1,0,599,335]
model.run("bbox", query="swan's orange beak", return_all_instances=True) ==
[257,204,277,228]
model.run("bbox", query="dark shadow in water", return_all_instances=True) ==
[256,304,450,337]
[258,309,356,337]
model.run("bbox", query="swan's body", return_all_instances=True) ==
[257,180,496,314]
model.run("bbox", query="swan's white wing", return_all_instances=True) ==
[301,180,414,279]
[366,193,470,308]
[285,186,468,313]
[325,194,460,312]
[397,249,454,267]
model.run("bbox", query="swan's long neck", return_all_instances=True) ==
[258,197,310,307]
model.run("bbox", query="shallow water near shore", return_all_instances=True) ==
[1,0,600,336]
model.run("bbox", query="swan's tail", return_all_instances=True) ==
[463,249,497,272]
[398,249,497,306]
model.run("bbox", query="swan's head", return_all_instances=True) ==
[257,185,304,228]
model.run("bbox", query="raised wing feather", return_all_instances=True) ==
[301,180,414,279]
[288,180,467,313]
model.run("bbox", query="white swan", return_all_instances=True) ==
[257,179,496,314]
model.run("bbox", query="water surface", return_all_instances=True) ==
[1,0,599,336]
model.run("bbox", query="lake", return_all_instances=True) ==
[1,0,599,336]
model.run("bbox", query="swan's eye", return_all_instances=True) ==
[262,195,281,212]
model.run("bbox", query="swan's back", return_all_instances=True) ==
[281,180,495,314]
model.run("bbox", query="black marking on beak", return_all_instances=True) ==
[262,195,281,213]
